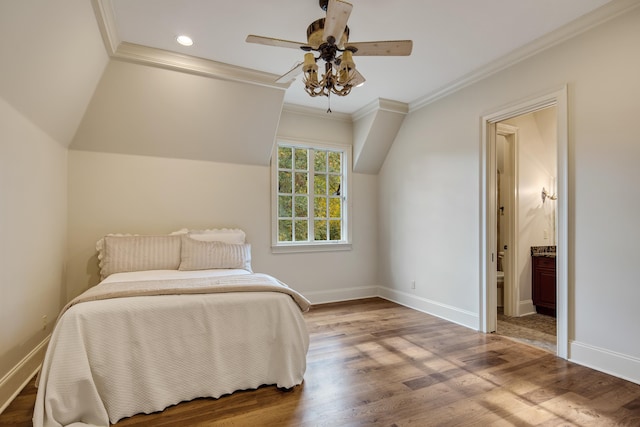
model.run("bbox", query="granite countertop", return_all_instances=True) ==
[531,245,556,257]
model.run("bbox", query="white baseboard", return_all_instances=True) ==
[378,286,479,330]
[304,285,378,305]
[0,336,49,414]
[518,299,536,316]
[570,340,640,385]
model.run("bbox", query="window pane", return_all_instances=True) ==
[314,174,326,195]
[329,220,341,240]
[279,220,292,242]
[328,175,341,196]
[294,172,308,194]
[314,220,327,241]
[295,148,308,170]
[328,151,341,173]
[329,197,341,218]
[279,195,292,217]
[294,196,308,217]
[314,196,327,218]
[279,171,292,194]
[314,151,327,172]
[278,146,292,169]
[294,220,308,241]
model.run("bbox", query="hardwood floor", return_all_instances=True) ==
[2,297,640,426]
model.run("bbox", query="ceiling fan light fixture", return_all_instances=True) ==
[246,0,412,109]
[337,50,355,85]
[302,52,320,87]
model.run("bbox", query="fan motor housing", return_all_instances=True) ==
[306,18,349,48]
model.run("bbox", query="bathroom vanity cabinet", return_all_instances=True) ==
[532,255,556,316]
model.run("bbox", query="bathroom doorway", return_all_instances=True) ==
[480,86,568,359]
[495,109,557,353]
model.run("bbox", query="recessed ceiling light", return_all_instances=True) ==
[176,35,193,46]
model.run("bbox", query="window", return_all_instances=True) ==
[272,140,351,252]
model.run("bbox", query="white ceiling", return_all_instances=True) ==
[106,0,611,114]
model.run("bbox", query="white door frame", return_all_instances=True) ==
[496,123,519,317]
[480,86,568,359]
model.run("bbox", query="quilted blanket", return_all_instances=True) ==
[33,271,310,427]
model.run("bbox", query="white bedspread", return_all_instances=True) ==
[33,269,310,427]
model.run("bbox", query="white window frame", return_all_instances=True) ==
[271,138,352,253]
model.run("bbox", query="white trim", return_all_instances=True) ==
[271,139,352,253]
[304,286,378,305]
[90,0,119,55]
[0,336,49,414]
[480,86,568,360]
[352,98,409,121]
[496,124,520,317]
[271,242,352,254]
[409,0,640,113]
[570,341,640,386]
[518,299,536,317]
[91,1,287,91]
[281,104,352,123]
[378,287,479,330]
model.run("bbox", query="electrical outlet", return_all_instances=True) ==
[411,280,416,290]
[42,315,47,331]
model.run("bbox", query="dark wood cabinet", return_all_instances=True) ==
[532,256,556,316]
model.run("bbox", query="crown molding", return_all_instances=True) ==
[409,0,640,113]
[91,0,119,55]
[113,42,289,90]
[281,103,352,122]
[353,98,408,121]
[92,0,288,91]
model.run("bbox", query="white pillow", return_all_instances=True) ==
[171,228,246,244]
[97,234,182,279]
[178,235,252,272]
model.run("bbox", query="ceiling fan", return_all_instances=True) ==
[246,0,412,107]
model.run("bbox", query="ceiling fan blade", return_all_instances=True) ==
[276,62,304,83]
[323,0,352,45]
[246,35,308,50]
[348,40,413,56]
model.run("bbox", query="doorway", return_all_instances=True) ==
[480,86,568,359]
[495,110,557,353]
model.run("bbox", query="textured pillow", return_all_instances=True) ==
[179,235,252,272]
[98,234,182,279]
[171,228,246,244]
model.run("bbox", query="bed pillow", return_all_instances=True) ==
[178,234,252,272]
[171,228,246,244]
[97,234,182,279]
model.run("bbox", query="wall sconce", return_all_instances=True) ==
[541,187,557,203]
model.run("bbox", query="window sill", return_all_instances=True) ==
[271,242,352,254]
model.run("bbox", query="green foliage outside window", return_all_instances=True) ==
[277,144,344,243]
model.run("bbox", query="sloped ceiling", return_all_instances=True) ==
[74,0,627,171]
[70,59,284,165]
[4,1,634,171]
[0,0,108,146]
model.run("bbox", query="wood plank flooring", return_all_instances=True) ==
[2,297,640,426]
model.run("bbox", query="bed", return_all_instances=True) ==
[32,229,310,427]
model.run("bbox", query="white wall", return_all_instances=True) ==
[378,6,640,382]
[0,0,108,410]
[66,107,378,304]
[0,98,68,407]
